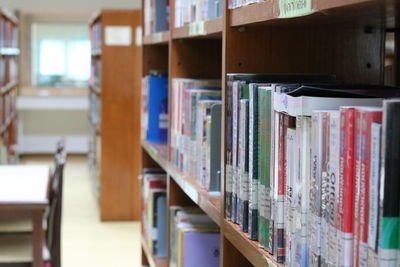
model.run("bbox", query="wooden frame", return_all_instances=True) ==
[140,0,394,266]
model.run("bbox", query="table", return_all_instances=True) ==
[0,165,50,267]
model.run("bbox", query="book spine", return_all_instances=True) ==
[232,81,239,223]
[258,88,273,252]
[226,77,233,221]
[285,126,297,266]
[379,101,400,266]
[338,107,355,267]
[367,122,381,267]
[294,116,311,266]
[353,109,362,267]
[327,111,340,267]
[309,112,323,267]
[321,112,330,267]
[239,99,250,232]
[248,84,259,240]
[359,110,382,267]
[275,113,287,263]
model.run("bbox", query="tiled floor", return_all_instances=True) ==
[21,155,141,267]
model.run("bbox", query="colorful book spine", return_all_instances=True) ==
[248,84,259,240]
[367,122,381,266]
[338,107,356,267]
[353,109,362,267]
[379,100,400,267]
[258,87,273,252]
[359,108,382,267]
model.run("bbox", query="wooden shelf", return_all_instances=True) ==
[141,140,222,226]
[141,233,168,267]
[229,0,382,27]
[0,81,17,96]
[89,84,101,95]
[0,47,20,56]
[143,31,170,45]
[172,17,223,39]
[0,112,17,135]
[223,220,284,267]
[0,8,18,25]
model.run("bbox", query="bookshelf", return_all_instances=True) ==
[88,10,142,221]
[140,0,395,266]
[0,8,18,165]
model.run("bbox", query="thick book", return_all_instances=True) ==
[239,99,250,232]
[156,194,167,258]
[379,100,400,266]
[209,103,222,192]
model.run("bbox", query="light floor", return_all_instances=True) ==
[21,155,141,267]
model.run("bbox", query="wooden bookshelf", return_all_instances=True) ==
[88,10,142,221]
[141,233,168,267]
[0,8,18,165]
[140,0,396,266]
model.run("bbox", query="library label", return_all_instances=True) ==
[279,0,313,18]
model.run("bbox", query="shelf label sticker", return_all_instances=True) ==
[279,0,313,18]
[189,21,205,36]
[135,26,142,47]
[105,26,132,46]
[149,146,158,159]
[152,32,163,43]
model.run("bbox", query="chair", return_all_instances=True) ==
[0,141,66,267]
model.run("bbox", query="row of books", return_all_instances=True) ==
[141,71,168,144]
[89,92,100,127]
[144,0,170,35]
[228,0,266,9]
[90,21,102,52]
[0,18,17,48]
[0,86,16,127]
[89,59,101,89]
[225,73,400,266]
[141,169,168,258]
[0,123,16,165]
[175,0,222,28]
[170,78,222,191]
[87,123,100,198]
[170,206,220,267]
[0,57,17,87]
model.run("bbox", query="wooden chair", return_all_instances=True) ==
[0,142,66,267]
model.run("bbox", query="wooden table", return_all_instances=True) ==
[0,165,50,267]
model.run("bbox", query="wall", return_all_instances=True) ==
[0,0,140,11]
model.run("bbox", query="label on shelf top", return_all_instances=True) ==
[152,32,163,43]
[105,26,132,46]
[189,21,205,36]
[279,0,313,18]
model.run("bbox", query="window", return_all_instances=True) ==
[31,22,90,88]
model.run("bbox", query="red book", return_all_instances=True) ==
[338,107,356,266]
[358,108,382,266]
[353,109,362,267]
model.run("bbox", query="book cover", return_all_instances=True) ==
[379,100,400,267]
[209,103,222,192]
[353,109,362,267]
[156,194,167,258]
[239,99,250,232]
[367,122,381,267]
[181,230,220,267]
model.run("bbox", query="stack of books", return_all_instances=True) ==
[225,73,400,266]
[170,206,220,267]
[144,0,170,35]
[174,0,222,28]
[141,71,169,144]
[170,78,221,191]
[142,169,168,258]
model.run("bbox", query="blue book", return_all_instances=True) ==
[182,231,220,267]
[155,0,168,32]
[147,75,168,143]
[156,194,167,258]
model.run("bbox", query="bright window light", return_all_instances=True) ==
[67,40,91,81]
[39,40,66,75]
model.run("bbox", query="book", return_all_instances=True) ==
[367,122,381,266]
[156,194,167,258]
[378,100,400,267]
[358,108,382,267]
[239,99,250,232]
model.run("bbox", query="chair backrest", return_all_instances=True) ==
[46,141,66,267]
